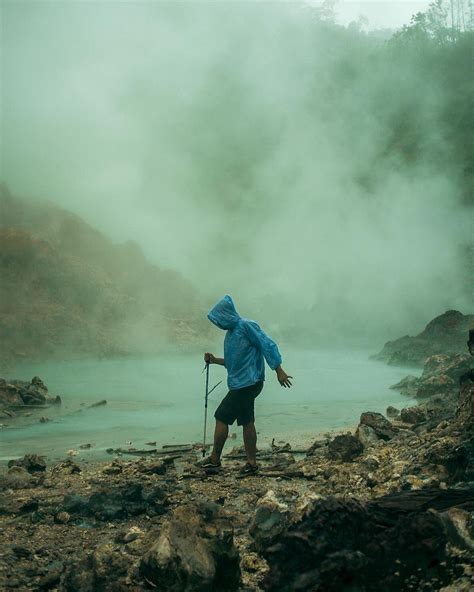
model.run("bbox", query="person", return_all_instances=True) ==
[200,295,292,475]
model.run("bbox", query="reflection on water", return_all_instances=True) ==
[1,349,416,461]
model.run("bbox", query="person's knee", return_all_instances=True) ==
[242,421,256,433]
[216,420,229,432]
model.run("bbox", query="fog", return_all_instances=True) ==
[1,1,472,346]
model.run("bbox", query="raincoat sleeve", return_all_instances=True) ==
[243,321,282,370]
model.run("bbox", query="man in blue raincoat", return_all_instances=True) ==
[202,295,292,475]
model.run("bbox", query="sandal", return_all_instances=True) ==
[196,458,222,470]
[239,462,259,476]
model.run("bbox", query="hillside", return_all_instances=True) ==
[0,185,207,366]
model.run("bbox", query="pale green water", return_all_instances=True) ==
[0,350,415,462]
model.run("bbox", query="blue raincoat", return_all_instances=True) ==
[208,295,282,390]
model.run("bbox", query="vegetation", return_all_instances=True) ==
[0,185,208,366]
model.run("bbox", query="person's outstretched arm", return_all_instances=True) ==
[204,352,225,366]
[243,322,293,387]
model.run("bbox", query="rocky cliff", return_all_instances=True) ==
[373,310,474,366]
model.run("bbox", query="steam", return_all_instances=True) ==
[2,1,472,344]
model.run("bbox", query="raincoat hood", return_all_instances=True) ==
[208,295,241,330]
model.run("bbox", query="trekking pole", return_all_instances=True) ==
[202,362,210,457]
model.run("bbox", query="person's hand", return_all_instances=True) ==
[204,352,217,364]
[276,366,293,388]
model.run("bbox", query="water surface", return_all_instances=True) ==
[1,349,416,461]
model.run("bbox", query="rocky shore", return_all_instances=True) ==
[1,348,473,591]
[373,310,474,366]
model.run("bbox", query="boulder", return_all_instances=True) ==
[422,354,471,382]
[386,406,400,418]
[0,377,60,408]
[416,374,455,398]
[61,543,129,591]
[390,375,420,397]
[249,490,290,552]
[359,412,397,441]
[8,454,46,473]
[400,405,427,424]
[140,503,241,591]
[355,424,380,447]
[0,466,35,490]
[262,490,472,592]
[425,442,469,483]
[59,481,168,521]
[328,434,363,461]
[438,507,474,551]
[0,382,24,406]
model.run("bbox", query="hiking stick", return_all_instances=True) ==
[202,362,210,457]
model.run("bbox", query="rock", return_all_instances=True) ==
[1,465,35,489]
[438,507,474,551]
[416,374,455,398]
[59,481,168,521]
[40,416,49,423]
[88,399,107,408]
[361,455,380,471]
[0,382,24,406]
[52,460,81,475]
[32,376,48,390]
[426,442,469,483]
[373,310,474,366]
[8,453,46,473]
[390,375,420,396]
[399,475,424,490]
[359,412,397,440]
[12,545,32,558]
[456,381,473,431]
[386,406,400,418]
[37,564,63,590]
[140,503,241,591]
[249,490,290,552]
[262,491,467,592]
[422,353,472,382]
[355,424,380,447]
[61,543,129,591]
[138,459,167,475]
[123,526,143,543]
[400,405,427,424]
[55,511,71,524]
[66,449,78,457]
[328,434,363,461]
[61,494,89,514]
[102,460,123,475]
[306,438,329,456]
[19,498,39,513]
[424,393,457,421]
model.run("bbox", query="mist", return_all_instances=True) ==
[2,0,472,346]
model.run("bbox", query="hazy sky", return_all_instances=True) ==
[1,0,471,340]
[329,1,430,29]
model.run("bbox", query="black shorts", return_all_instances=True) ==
[214,381,263,426]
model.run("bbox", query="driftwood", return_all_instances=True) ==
[8,404,52,409]
[107,446,195,458]
[366,487,474,517]
[223,449,308,459]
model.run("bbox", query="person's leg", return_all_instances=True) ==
[242,421,257,466]
[210,419,228,463]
